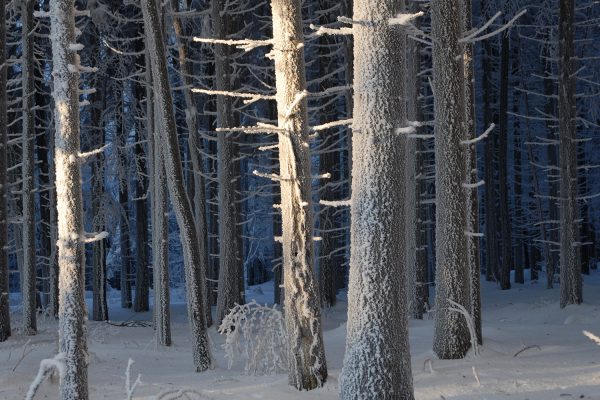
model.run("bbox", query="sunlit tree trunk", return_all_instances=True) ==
[270,0,327,389]
[340,0,415,398]
[49,0,89,395]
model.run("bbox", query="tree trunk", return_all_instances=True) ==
[141,0,211,371]
[270,0,327,390]
[49,0,89,395]
[133,124,149,312]
[432,0,471,360]
[213,0,244,324]
[21,0,37,335]
[497,32,512,290]
[558,0,582,308]
[0,0,10,342]
[91,76,108,321]
[482,34,498,283]
[146,59,171,345]
[170,0,212,327]
[340,0,414,398]
[462,0,482,344]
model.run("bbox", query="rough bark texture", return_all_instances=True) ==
[50,0,89,396]
[21,0,37,336]
[270,0,327,390]
[431,0,471,360]
[146,60,171,346]
[214,0,244,325]
[340,0,415,398]
[141,0,211,370]
[462,0,482,344]
[0,0,10,342]
[558,0,582,308]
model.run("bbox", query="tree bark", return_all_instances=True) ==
[340,0,414,398]
[558,0,582,308]
[432,0,471,360]
[213,0,244,325]
[270,0,327,389]
[21,0,37,335]
[462,0,482,344]
[49,0,89,395]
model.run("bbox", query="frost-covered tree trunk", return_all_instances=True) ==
[340,0,415,398]
[558,0,581,308]
[90,51,108,321]
[118,97,132,308]
[141,0,211,370]
[133,123,149,312]
[21,0,37,335]
[0,0,10,342]
[49,0,89,396]
[431,0,471,359]
[146,60,171,345]
[462,0,481,344]
[270,0,327,389]
[170,0,211,327]
[214,0,244,325]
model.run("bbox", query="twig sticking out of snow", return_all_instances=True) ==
[12,338,33,372]
[448,299,480,356]
[513,344,541,357]
[25,353,66,400]
[472,366,481,386]
[583,330,600,346]
[125,358,142,400]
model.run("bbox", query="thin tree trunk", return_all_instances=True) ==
[0,0,10,342]
[340,0,414,398]
[133,124,149,312]
[432,0,471,360]
[91,67,108,321]
[463,0,482,344]
[21,0,37,335]
[482,34,498,283]
[147,59,171,345]
[49,0,89,395]
[141,0,211,371]
[558,0,581,307]
[270,0,327,389]
[213,0,244,324]
[170,0,212,327]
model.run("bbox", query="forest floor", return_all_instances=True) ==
[2,270,600,399]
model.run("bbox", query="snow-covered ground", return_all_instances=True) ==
[2,272,600,399]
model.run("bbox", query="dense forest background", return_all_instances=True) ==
[1,0,600,398]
